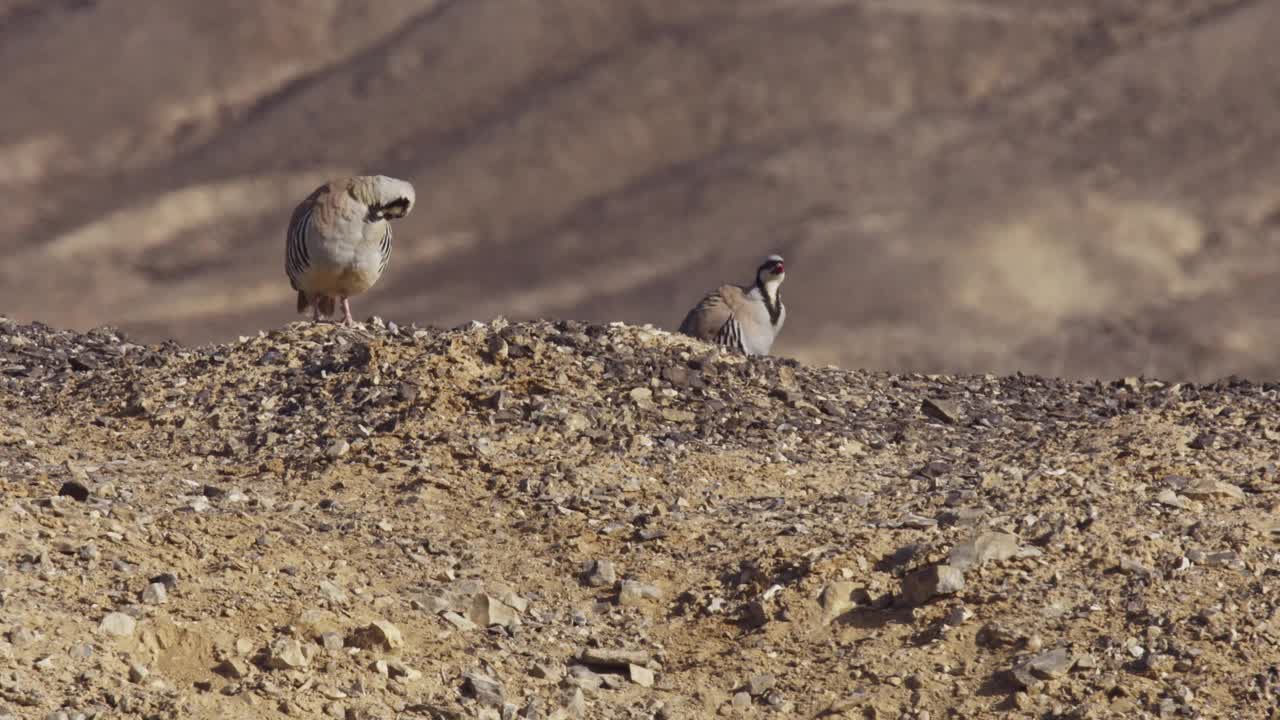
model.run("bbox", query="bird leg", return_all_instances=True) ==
[340,297,355,327]
[311,296,323,323]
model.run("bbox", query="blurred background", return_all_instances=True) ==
[2,0,1280,380]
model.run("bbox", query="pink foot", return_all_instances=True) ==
[340,297,355,327]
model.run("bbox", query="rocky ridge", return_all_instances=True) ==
[1,315,1279,719]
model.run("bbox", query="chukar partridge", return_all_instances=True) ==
[679,254,787,355]
[285,175,415,326]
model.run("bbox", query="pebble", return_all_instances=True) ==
[819,581,865,620]
[349,620,404,652]
[97,612,136,638]
[57,481,90,502]
[530,662,563,683]
[469,594,522,629]
[7,626,38,646]
[899,565,965,607]
[921,398,961,424]
[579,648,652,668]
[463,670,506,707]
[325,439,350,459]
[617,580,662,606]
[386,659,422,682]
[567,665,604,691]
[141,582,168,605]
[583,559,616,587]
[1012,647,1076,688]
[628,664,655,688]
[265,638,313,670]
[319,580,350,605]
[747,673,776,696]
[216,657,253,679]
[442,611,478,632]
[948,532,1026,570]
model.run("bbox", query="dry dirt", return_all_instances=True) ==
[3,314,1280,719]
[4,1,1280,380]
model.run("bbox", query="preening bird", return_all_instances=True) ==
[678,254,787,355]
[284,175,415,326]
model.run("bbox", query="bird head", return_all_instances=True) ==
[354,175,416,221]
[756,254,786,287]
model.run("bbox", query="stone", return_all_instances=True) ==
[944,606,973,626]
[629,388,654,406]
[921,398,961,424]
[319,580,349,605]
[215,657,253,679]
[732,691,752,709]
[1012,647,1076,688]
[265,638,313,670]
[1119,557,1155,578]
[468,594,522,629]
[819,581,866,619]
[899,565,965,607]
[7,626,38,646]
[463,670,505,707]
[747,673,776,696]
[141,582,168,605]
[325,439,350,459]
[387,660,422,682]
[1204,551,1245,570]
[58,481,90,502]
[149,572,179,591]
[628,664,655,688]
[566,665,604,691]
[349,620,404,652]
[579,648,651,668]
[127,662,149,683]
[98,612,136,638]
[583,560,616,588]
[895,513,937,530]
[1155,489,1193,509]
[618,580,662,606]
[1180,478,1245,501]
[530,662,563,683]
[563,687,586,718]
[442,611,478,632]
[319,632,345,651]
[600,674,626,690]
[948,532,1023,570]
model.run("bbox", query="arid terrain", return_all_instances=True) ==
[3,0,1280,379]
[3,315,1280,719]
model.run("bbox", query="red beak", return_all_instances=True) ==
[773,263,785,274]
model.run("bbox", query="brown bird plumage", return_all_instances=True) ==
[284,175,415,326]
[679,255,787,355]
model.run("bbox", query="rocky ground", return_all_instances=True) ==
[1,314,1279,719]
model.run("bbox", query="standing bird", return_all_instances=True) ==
[678,254,787,355]
[285,175,415,326]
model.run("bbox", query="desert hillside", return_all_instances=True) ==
[3,1,1280,379]
[2,315,1279,718]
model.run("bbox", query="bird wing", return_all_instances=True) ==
[285,183,331,291]
[679,284,753,350]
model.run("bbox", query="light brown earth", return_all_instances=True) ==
[3,1,1280,380]
[2,316,1280,719]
